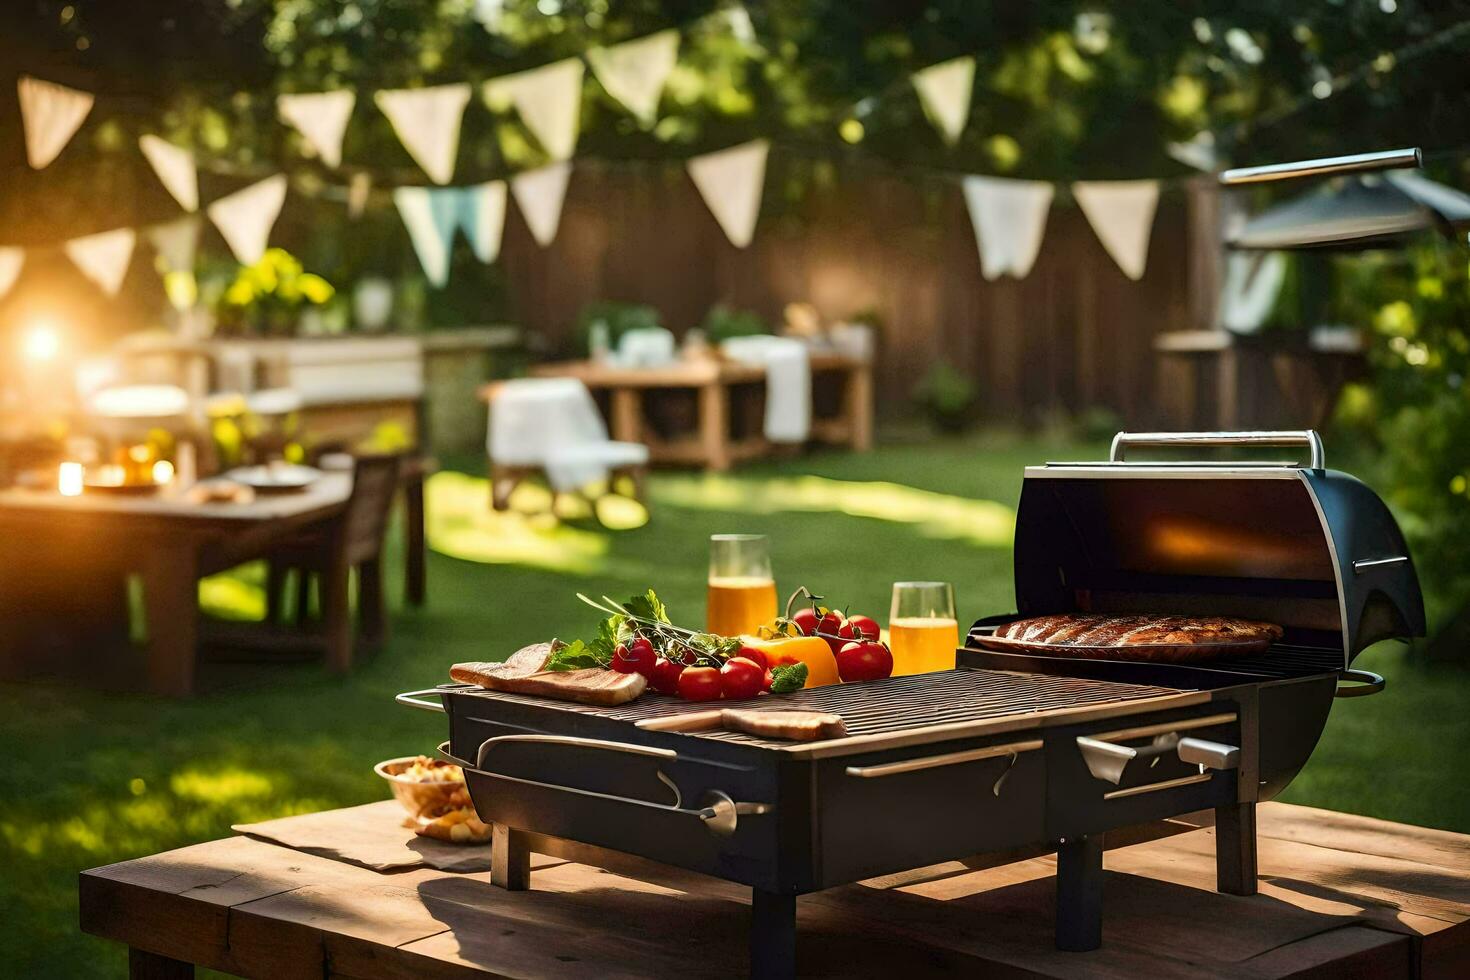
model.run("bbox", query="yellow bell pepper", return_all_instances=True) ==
[740,634,841,688]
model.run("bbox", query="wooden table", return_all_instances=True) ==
[80,801,1470,978]
[504,352,872,471]
[0,474,351,697]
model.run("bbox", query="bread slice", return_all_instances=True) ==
[451,642,646,706]
[721,709,847,741]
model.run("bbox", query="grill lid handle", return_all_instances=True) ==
[1109,430,1325,470]
[1219,147,1421,186]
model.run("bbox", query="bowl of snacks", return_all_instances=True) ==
[374,755,469,818]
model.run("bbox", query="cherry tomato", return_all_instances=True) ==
[614,631,655,678]
[848,614,880,642]
[610,643,637,674]
[818,610,845,637]
[836,640,894,683]
[719,657,765,700]
[737,644,769,670]
[649,656,685,694]
[790,607,820,637]
[677,666,723,702]
[762,669,774,692]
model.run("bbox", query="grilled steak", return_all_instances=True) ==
[994,614,1282,648]
[451,642,647,706]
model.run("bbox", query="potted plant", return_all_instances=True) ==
[212,248,336,337]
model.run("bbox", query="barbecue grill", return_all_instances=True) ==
[397,429,1423,979]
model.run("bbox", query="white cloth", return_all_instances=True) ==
[962,175,1054,280]
[281,338,424,405]
[489,378,648,491]
[18,75,93,169]
[687,140,769,249]
[138,135,199,212]
[207,175,289,265]
[911,57,975,146]
[587,30,679,126]
[277,91,356,168]
[482,59,583,161]
[720,335,811,444]
[615,327,676,367]
[1073,179,1160,281]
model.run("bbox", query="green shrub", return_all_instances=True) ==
[912,360,978,433]
[700,304,769,344]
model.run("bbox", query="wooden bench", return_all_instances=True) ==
[80,801,1470,978]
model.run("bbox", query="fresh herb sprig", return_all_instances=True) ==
[544,589,740,672]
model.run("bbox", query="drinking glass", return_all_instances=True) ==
[706,534,777,637]
[889,581,959,676]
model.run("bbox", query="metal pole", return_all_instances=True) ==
[1219,148,1421,186]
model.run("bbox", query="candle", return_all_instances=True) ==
[58,461,83,497]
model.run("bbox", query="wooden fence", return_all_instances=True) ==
[497,161,1216,426]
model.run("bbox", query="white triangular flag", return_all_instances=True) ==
[461,181,508,263]
[1167,131,1217,173]
[18,75,94,169]
[1073,179,1160,281]
[0,248,23,299]
[374,84,471,185]
[1220,252,1286,334]
[394,187,456,287]
[687,140,768,248]
[146,216,203,272]
[961,176,1054,280]
[206,175,289,265]
[911,57,975,146]
[587,29,680,127]
[277,91,356,168]
[65,228,136,296]
[510,161,573,246]
[138,135,199,212]
[483,58,583,161]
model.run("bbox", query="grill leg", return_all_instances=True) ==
[750,889,796,980]
[490,823,530,890]
[1216,802,1258,896]
[1055,834,1103,951]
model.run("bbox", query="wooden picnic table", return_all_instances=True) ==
[496,351,872,471]
[80,800,1470,978]
[0,473,351,697]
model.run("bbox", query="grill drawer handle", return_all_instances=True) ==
[844,739,1043,781]
[1077,721,1242,786]
[1335,668,1386,698]
[396,688,449,713]
[471,734,772,838]
[1109,430,1324,470]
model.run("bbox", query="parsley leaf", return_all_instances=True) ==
[543,640,605,672]
[622,589,671,625]
[768,662,808,693]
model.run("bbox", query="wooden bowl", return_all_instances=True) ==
[373,756,468,818]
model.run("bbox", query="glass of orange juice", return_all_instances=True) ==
[889,581,959,676]
[707,534,778,638]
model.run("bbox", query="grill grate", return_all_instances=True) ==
[447,668,1185,748]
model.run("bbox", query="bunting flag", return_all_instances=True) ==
[461,181,509,263]
[394,187,456,287]
[146,216,203,272]
[587,29,680,126]
[0,248,23,299]
[511,161,573,246]
[1219,252,1286,334]
[482,58,584,161]
[911,56,975,146]
[346,172,373,219]
[961,176,1054,280]
[394,181,509,286]
[206,175,289,265]
[687,139,768,248]
[138,135,199,212]
[1167,132,1218,173]
[277,90,356,168]
[1073,179,1160,281]
[18,75,95,169]
[64,228,136,296]
[374,83,471,185]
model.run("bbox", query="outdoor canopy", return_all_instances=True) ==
[1227,170,1470,251]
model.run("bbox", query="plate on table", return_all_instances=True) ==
[224,463,322,494]
[83,478,163,496]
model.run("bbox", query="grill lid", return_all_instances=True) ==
[1012,431,1425,668]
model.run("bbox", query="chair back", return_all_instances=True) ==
[343,453,401,566]
[487,378,610,465]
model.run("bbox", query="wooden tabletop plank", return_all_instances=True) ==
[78,803,1470,979]
[0,472,350,523]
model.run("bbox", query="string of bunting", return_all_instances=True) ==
[8,6,1264,302]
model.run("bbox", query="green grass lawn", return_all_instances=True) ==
[2,431,1468,976]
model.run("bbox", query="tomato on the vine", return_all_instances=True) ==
[649,656,685,694]
[677,666,723,701]
[719,657,764,700]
